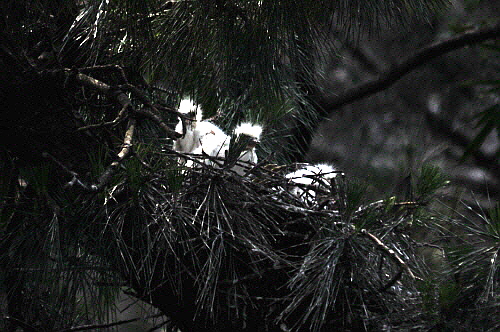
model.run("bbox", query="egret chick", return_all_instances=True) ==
[173,99,229,168]
[286,163,339,205]
[173,98,202,154]
[230,123,262,176]
[191,121,230,165]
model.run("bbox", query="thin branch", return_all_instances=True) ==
[163,148,212,169]
[156,104,194,140]
[62,70,136,191]
[134,108,181,139]
[70,69,114,95]
[42,152,94,190]
[3,316,41,332]
[41,69,136,192]
[120,84,181,139]
[77,103,128,131]
[92,118,136,191]
[55,313,164,332]
[49,68,182,190]
[360,229,419,280]
[63,69,179,139]
[154,103,180,115]
[322,22,500,114]
[79,65,129,84]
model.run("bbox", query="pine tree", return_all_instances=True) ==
[1,1,499,331]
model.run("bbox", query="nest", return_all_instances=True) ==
[80,149,428,331]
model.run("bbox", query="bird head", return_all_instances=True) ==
[178,98,202,124]
[234,123,263,150]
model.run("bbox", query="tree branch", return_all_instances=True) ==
[55,313,165,332]
[76,103,128,131]
[120,83,181,139]
[61,69,179,139]
[79,64,129,84]
[360,229,419,281]
[43,68,182,191]
[322,22,500,114]
[285,23,500,162]
[91,118,136,191]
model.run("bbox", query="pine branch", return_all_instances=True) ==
[322,22,500,114]
[93,118,136,191]
[55,313,165,332]
[360,229,419,281]
[76,103,129,131]
[55,68,180,139]
[41,67,186,191]
[79,65,129,84]
[288,22,500,162]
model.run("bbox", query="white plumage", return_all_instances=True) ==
[234,122,263,142]
[173,99,229,168]
[200,122,262,175]
[173,98,202,154]
[191,122,230,162]
[173,104,262,174]
[230,123,262,176]
[286,163,339,205]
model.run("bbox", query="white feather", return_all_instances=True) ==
[234,122,262,141]
[231,123,262,176]
[192,121,230,160]
[177,98,202,121]
[286,163,339,204]
[173,99,202,155]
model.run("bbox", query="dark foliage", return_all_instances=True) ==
[1,1,498,332]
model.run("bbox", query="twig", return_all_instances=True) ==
[155,103,181,115]
[134,108,181,139]
[3,316,40,332]
[92,118,136,191]
[322,22,500,113]
[44,118,135,192]
[163,148,212,169]
[52,68,182,190]
[77,103,128,131]
[42,152,93,190]
[66,69,137,179]
[154,103,198,140]
[79,64,129,84]
[244,152,276,176]
[55,313,165,332]
[120,84,182,139]
[360,229,419,281]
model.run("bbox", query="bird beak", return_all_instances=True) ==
[186,111,198,120]
[246,138,259,149]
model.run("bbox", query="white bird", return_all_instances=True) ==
[191,122,230,165]
[173,98,202,155]
[173,99,229,167]
[230,123,262,176]
[286,163,339,205]
[200,122,262,175]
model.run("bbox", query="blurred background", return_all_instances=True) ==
[306,0,500,207]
